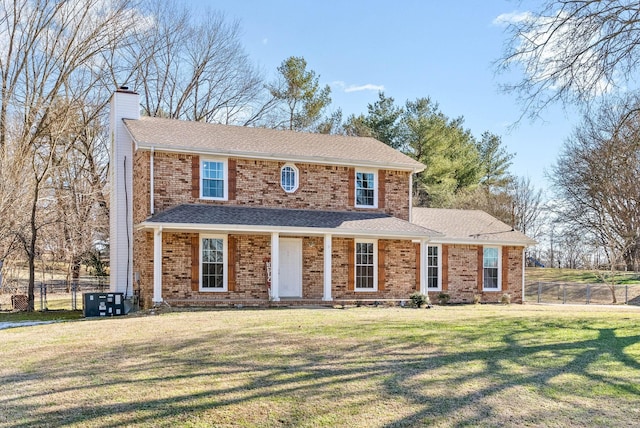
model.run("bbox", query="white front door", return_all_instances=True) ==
[279,238,302,297]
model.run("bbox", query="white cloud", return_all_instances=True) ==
[262,38,268,45]
[330,81,346,89]
[492,11,532,26]
[344,83,384,93]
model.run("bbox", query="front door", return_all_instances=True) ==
[279,238,302,297]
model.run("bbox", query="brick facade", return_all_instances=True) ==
[132,150,526,308]
[430,244,524,304]
[133,152,411,221]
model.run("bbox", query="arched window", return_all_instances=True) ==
[280,164,299,193]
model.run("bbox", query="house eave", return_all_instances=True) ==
[429,237,537,247]
[136,221,433,240]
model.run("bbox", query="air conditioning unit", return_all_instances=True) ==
[83,292,125,317]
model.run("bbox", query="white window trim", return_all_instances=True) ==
[355,169,378,209]
[200,158,228,201]
[426,244,442,291]
[355,238,378,292]
[482,246,502,291]
[280,163,299,193]
[200,233,228,292]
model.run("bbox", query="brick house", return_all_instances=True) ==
[109,88,534,308]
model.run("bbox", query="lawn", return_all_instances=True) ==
[526,267,640,284]
[2,305,640,427]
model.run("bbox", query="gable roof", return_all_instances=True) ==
[411,208,536,246]
[139,204,441,239]
[123,116,424,172]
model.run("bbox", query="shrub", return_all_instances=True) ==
[409,292,430,308]
[437,292,450,304]
[501,293,511,305]
[473,294,482,304]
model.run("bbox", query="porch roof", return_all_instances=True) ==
[138,204,441,239]
[411,208,537,246]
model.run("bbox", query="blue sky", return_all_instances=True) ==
[200,1,579,191]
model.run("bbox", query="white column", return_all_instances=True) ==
[270,232,280,301]
[420,241,427,294]
[153,227,163,304]
[522,248,526,303]
[323,234,332,301]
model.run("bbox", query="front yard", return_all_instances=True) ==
[1,305,640,427]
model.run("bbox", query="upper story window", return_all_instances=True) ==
[483,247,501,290]
[426,245,441,291]
[355,170,377,208]
[280,164,299,193]
[201,159,227,200]
[355,239,377,291]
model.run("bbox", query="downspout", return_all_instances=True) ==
[409,173,414,221]
[150,147,155,215]
[522,248,526,303]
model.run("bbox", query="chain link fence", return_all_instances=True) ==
[525,282,640,305]
[0,277,109,311]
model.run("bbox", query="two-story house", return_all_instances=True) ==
[109,88,534,309]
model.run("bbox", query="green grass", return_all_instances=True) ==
[2,305,640,427]
[0,310,82,322]
[526,267,640,284]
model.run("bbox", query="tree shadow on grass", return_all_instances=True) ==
[2,314,640,427]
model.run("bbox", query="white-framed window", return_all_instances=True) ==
[426,244,441,291]
[280,163,299,193]
[200,234,227,291]
[355,170,377,208]
[355,239,377,291]
[483,246,501,291]
[201,158,227,200]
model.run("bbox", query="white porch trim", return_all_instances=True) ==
[323,234,332,301]
[153,227,163,304]
[270,232,280,301]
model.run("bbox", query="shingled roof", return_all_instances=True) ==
[139,204,440,239]
[124,116,424,172]
[412,208,536,246]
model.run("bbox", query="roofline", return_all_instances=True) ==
[428,237,537,247]
[133,142,425,173]
[136,221,434,240]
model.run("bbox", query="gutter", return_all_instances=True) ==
[135,221,436,241]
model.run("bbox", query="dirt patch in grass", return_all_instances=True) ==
[2,305,640,427]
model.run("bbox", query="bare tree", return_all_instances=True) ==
[496,1,640,119]
[128,1,265,124]
[509,176,545,240]
[551,95,640,274]
[0,0,140,310]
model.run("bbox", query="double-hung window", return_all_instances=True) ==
[355,240,377,291]
[201,159,227,200]
[201,235,227,291]
[483,247,501,290]
[355,170,377,208]
[426,245,441,291]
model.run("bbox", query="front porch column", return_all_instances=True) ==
[419,240,426,295]
[323,234,332,301]
[153,227,163,304]
[270,232,280,301]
